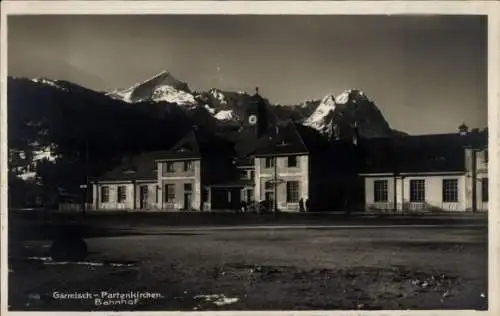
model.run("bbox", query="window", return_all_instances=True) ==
[288,156,298,168]
[264,181,275,206]
[250,170,255,180]
[183,160,192,172]
[265,157,275,168]
[410,180,425,202]
[100,186,110,203]
[184,183,192,192]
[117,186,127,203]
[286,181,300,202]
[373,180,388,202]
[156,185,160,203]
[482,178,488,202]
[162,162,175,175]
[484,149,488,164]
[442,179,458,202]
[278,139,289,146]
[240,170,248,179]
[164,184,175,202]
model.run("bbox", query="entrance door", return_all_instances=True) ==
[265,191,275,210]
[246,189,254,203]
[183,183,192,210]
[139,185,148,209]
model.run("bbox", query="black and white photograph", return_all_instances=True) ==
[1,1,498,314]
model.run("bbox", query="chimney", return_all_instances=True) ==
[256,87,260,95]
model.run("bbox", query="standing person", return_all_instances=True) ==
[305,198,311,213]
[299,198,305,213]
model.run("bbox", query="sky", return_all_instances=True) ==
[8,15,487,135]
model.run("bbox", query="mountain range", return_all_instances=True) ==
[7,70,404,207]
[106,70,398,137]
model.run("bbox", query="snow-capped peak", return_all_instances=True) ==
[31,78,68,91]
[319,94,337,108]
[335,89,368,105]
[303,94,337,131]
[209,88,227,105]
[106,70,197,106]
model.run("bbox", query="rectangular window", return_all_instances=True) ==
[164,184,175,202]
[162,162,175,175]
[373,180,388,202]
[286,181,300,203]
[156,185,160,203]
[117,185,127,203]
[183,160,192,172]
[184,183,192,192]
[410,179,425,202]
[442,179,458,202]
[250,170,255,180]
[482,178,488,202]
[287,156,298,168]
[265,157,275,168]
[100,186,110,203]
[484,149,488,164]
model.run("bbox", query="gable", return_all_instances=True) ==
[254,122,309,157]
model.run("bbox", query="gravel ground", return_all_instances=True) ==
[8,224,488,311]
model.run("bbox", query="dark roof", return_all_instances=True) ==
[156,126,236,161]
[153,130,201,160]
[360,132,487,174]
[95,127,236,182]
[96,152,158,182]
[253,121,309,157]
[234,156,254,167]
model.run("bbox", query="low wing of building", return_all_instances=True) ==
[359,132,488,212]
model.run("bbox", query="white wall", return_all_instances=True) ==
[92,182,158,210]
[364,175,467,212]
[158,159,201,210]
[255,155,308,212]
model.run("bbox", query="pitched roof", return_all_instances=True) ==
[96,152,158,182]
[360,132,487,174]
[94,127,237,182]
[154,130,201,160]
[156,126,236,160]
[253,121,309,157]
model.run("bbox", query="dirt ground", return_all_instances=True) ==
[8,225,488,311]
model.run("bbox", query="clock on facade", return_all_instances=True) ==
[248,115,258,125]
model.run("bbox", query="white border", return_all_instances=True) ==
[1,1,498,316]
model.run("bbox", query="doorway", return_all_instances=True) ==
[183,183,192,210]
[139,185,148,209]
